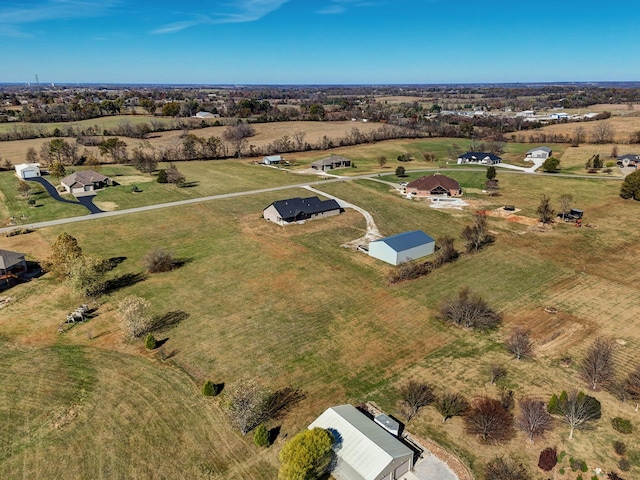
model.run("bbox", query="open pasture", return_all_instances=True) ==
[1,159,639,478]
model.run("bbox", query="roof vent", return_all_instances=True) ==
[374,414,400,436]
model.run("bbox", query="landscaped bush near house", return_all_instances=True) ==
[612,417,633,434]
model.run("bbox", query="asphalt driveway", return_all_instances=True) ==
[26,176,103,214]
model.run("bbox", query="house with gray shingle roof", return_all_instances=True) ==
[311,156,352,171]
[525,146,552,161]
[60,170,112,194]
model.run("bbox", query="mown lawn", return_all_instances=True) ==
[1,153,639,479]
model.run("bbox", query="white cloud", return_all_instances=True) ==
[316,0,381,15]
[0,0,119,36]
[152,0,292,34]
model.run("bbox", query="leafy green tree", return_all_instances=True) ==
[278,428,334,480]
[162,101,181,117]
[620,170,640,200]
[542,156,560,172]
[254,424,271,447]
[43,232,83,278]
[395,166,405,177]
[309,104,325,120]
[140,98,156,115]
[548,390,601,439]
[66,255,108,298]
[486,166,497,180]
[48,161,66,179]
[98,138,128,163]
[157,169,168,183]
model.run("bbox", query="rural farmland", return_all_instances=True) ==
[1,130,640,479]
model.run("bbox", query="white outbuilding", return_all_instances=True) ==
[309,405,414,480]
[14,163,41,179]
[368,230,435,266]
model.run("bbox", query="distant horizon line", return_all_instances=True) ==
[2,81,640,89]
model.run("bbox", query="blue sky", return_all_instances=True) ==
[1,0,638,84]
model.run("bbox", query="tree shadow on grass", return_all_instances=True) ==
[264,387,306,421]
[103,272,147,294]
[150,310,190,333]
[268,426,281,444]
[179,181,199,188]
[106,256,127,270]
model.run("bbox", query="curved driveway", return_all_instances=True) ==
[26,176,104,214]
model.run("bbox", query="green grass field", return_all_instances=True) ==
[1,144,639,479]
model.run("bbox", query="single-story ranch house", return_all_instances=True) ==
[457,152,502,165]
[263,196,343,225]
[0,249,27,286]
[405,174,461,197]
[368,230,435,266]
[309,405,414,480]
[311,155,352,171]
[14,163,41,179]
[525,146,552,161]
[60,170,112,194]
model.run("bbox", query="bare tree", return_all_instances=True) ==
[165,163,186,186]
[572,126,586,147]
[484,456,529,480]
[433,235,459,267]
[490,364,507,384]
[293,131,306,151]
[506,327,533,360]
[515,398,553,442]
[625,365,640,410]
[461,213,494,253]
[398,380,435,420]
[581,336,616,390]
[440,287,501,331]
[225,378,269,435]
[118,295,152,339]
[464,397,514,443]
[143,248,178,273]
[610,145,619,158]
[223,123,255,158]
[536,194,555,225]
[435,392,469,422]
[377,155,387,167]
[548,390,601,439]
[591,123,615,144]
[558,194,573,220]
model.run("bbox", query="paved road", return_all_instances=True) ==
[2,167,623,235]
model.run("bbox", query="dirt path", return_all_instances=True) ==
[302,185,382,247]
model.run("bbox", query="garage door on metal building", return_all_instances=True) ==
[394,461,410,478]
